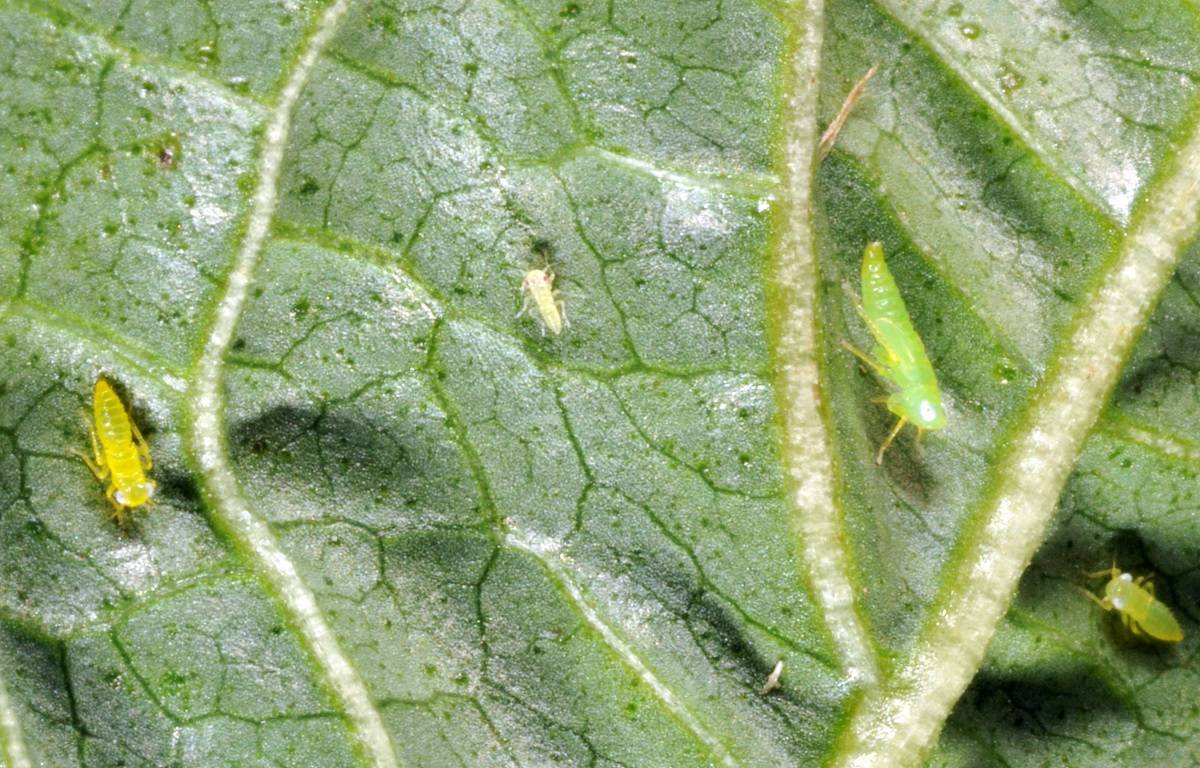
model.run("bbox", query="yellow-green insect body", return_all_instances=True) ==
[844,242,946,463]
[1086,566,1183,643]
[81,377,155,515]
[519,268,565,335]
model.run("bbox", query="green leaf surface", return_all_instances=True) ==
[1,1,1200,767]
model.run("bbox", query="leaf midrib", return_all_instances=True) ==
[179,2,399,768]
[172,1,776,763]
[771,2,1200,765]
[11,0,1190,763]
[771,0,880,686]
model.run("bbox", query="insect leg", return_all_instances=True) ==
[105,491,129,524]
[852,300,872,326]
[842,341,888,377]
[853,302,902,360]
[876,416,907,465]
[1085,566,1121,580]
[129,417,153,470]
[557,298,569,329]
[77,450,108,483]
[1076,586,1109,611]
[77,423,110,482]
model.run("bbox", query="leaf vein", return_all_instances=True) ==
[1099,409,1200,465]
[11,0,269,111]
[831,101,1200,768]
[4,299,189,385]
[503,532,743,768]
[184,2,399,767]
[319,45,774,198]
[772,0,880,685]
[870,0,1117,224]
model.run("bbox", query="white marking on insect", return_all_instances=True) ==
[919,400,937,423]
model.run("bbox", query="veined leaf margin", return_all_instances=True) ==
[182,2,400,767]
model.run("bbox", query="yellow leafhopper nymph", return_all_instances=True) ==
[519,267,566,335]
[79,377,156,518]
[1083,564,1183,643]
[843,242,946,464]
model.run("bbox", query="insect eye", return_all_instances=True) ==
[114,490,126,506]
[1120,573,1133,582]
[1112,596,1126,610]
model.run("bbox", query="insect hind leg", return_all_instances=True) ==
[841,340,888,377]
[129,417,153,469]
[76,422,110,482]
[876,416,907,465]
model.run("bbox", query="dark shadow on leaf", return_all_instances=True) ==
[1112,305,1200,407]
[686,590,768,684]
[229,404,321,458]
[944,667,1130,762]
[227,399,483,529]
[154,466,201,507]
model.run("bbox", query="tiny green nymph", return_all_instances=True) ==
[843,242,946,463]
[1083,564,1183,643]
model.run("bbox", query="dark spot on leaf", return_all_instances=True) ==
[297,176,321,196]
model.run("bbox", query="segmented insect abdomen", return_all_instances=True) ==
[861,242,913,328]
[94,380,132,448]
[94,379,145,483]
[1145,597,1184,640]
